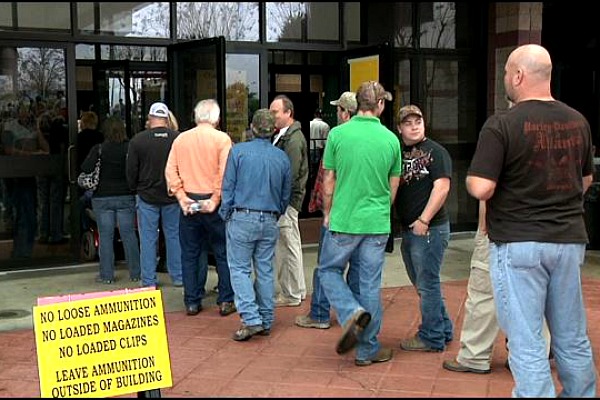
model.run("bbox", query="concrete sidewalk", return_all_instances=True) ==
[0,234,477,332]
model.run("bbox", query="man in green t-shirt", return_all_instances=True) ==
[318,81,402,366]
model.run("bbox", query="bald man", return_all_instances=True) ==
[466,44,597,397]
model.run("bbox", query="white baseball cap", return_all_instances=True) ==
[148,102,169,118]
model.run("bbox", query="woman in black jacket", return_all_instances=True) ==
[81,116,140,284]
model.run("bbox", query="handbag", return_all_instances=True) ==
[77,144,102,191]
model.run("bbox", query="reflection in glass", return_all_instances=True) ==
[419,2,456,49]
[0,3,12,28]
[95,2,170,38]
[77,2,95,32]
[344,3,361,42]
[17,3,71,31]
[226,54,259,143]
[176,2,259,41]
[0,46,70,261]
[423,59,458,143]
[75,44,95,60]
[307,3,338,41]
[100,45,167,62]
[394,3,413,48]
[266,2,307,42]
[394,59,411,122]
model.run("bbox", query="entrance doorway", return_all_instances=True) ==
[76,62,168,141]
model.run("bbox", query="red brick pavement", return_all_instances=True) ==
[1,279,600,397]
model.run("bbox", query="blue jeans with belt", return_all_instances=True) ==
[226,209,279,329]
[180,201,233,308]
[400,220,453,350]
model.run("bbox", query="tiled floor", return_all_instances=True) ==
[1,278,600,398]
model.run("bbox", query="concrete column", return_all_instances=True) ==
[487,2,543,115]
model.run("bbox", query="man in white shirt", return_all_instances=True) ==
[309,108,330,167]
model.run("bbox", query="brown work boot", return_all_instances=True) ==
[219,301,236,316]
[355,347,393,366]
[400,335,444,352]
[232,324,264,341]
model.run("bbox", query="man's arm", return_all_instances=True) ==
[478,200,487,234]
[206,137,232,211]
[125,141,139,192]
[321,169,336,228]
[410,177,450,235]
[466,175,496,201]
[583,174,594,194]
[165,141,195,215]
[389,176,400,205]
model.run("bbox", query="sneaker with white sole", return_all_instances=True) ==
[275,295,301,307]
[295,315,330,329]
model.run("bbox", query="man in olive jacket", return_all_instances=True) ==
[269,94,309,307]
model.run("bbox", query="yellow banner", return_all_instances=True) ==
[348,55,379,93]
[33,290,172,398]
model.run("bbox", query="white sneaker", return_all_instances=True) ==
[275,295,301,307]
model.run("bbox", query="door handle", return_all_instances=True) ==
[67,144,76,184]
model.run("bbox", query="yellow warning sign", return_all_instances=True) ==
[33,289,172,398]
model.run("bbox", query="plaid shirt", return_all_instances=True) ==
[308,160,325,212]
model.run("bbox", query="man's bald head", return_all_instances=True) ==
[504,44,554,104]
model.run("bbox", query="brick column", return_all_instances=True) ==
[487,2,543,116]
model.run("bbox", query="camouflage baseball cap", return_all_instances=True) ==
[251,108,276,137]
[356,81,393,107]
[397,104,423,122]
[330,91,357,113]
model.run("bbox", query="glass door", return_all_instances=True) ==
[0,44,75,270]
[168,37,226,132]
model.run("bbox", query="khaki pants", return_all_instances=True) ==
[457,229,550,370]
[274,205,306,301]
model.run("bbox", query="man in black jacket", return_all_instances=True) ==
[126,102,182,288]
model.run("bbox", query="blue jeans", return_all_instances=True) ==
[180,207,233,307]
[226,210,279,329]
[400,221,453,350]
[490,241,597,397]
[318,230,388,361]
[310,225,360,322]
[136,196,182,287]
[91,196,140,281]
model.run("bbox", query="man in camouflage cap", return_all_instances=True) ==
[219,108,292,341]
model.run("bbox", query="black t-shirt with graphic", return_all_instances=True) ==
[468,100,594,243]
[395,137,452,228]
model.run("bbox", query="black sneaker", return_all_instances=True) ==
[355,347,393,366]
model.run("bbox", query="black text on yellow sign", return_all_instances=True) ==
[33,290,172,398]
